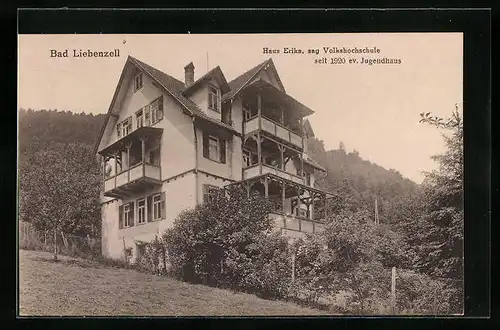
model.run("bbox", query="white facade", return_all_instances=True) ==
[96,56,328,262]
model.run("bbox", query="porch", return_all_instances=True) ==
[230,173,333,225]
[98,126,163,199]
[240,79,313,150]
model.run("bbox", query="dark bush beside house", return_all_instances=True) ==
[159,186,293,299]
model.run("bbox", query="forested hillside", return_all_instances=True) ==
[18,109,105,153]
[18,107,463,314]
[18,108,419,228]
[306,137,419,225]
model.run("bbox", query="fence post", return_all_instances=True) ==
[291,251,296,283]
[391,266,397,314]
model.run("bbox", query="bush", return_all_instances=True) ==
[396,270,457,314]
[161,186,294,298]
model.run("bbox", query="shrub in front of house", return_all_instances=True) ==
[161,186,293,298]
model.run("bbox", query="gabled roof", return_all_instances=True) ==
[93,56,238,155]
[222,58,285,102]
[183,66,230,96]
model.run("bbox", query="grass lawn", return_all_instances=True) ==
[19,249,324,316]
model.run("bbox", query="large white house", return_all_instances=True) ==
[94,56,331,262]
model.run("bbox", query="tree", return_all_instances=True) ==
[19,142,101,260]
[339,141,346,153]
[401,105,464,312]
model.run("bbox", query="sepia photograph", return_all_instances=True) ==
[18,32,464,316]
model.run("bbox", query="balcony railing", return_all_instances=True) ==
[268,212,325,237]
[243,163,305,184]
[104,162,161,198]
[244,116,303,148]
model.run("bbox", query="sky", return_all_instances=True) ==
[18,33,463,183]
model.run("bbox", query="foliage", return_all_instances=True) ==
[19,142,101,260]
[399,106,464,313]
[290,210,409,313]
[18,108,105,154]
[396,270,457,314]
[162,186,292,298]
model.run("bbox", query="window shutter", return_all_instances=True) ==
[160,192,166,219]
[118,205,123,229]
[202,132,209,158]
[157,97,164,120]
[129,202,135,226]
[128,116,132,131]
[147,196,153,222]
[220,139,226,163]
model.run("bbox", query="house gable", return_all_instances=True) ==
[250,61,285,93]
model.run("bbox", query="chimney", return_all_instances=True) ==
[184,62,195,87]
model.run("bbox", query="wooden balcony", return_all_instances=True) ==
[244,116,303,149]
[243,163,305,185]
[104,162,161,199]
[268,212,325,238]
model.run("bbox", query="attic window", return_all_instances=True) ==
[208,85,220,112]
[133,73,143,92]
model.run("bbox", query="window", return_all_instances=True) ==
[304,172,311,186]
[150,96,164,124]
[243,107,252,121]
[208,136,219,161]
[144,106,151,126]
[136,109,144,128]
[117,117,132,138]
[243,149,251,167]
[208,85,220,112]
[148,148,160,166]
[133,73,143,92]
[202,133,226,163]
[203,185,218,204]
[122,202,134,228]
[137,198,146,224]
[152,194,162,221]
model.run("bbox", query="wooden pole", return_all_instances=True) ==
[61,231,69,251]
[53,229,58,261]
[391,266,397,314]
[291,251,296,283]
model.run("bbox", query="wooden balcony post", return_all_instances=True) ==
[296,186,302,231]
[257,133,262,174]
[141,136,146,177]
[257,93,262,130]
[257,93,262,117]
[300,152,304,178]
[281,181,286,214]
[278,144,285,170]
[113,152,118,188]
[126,143,131,182]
